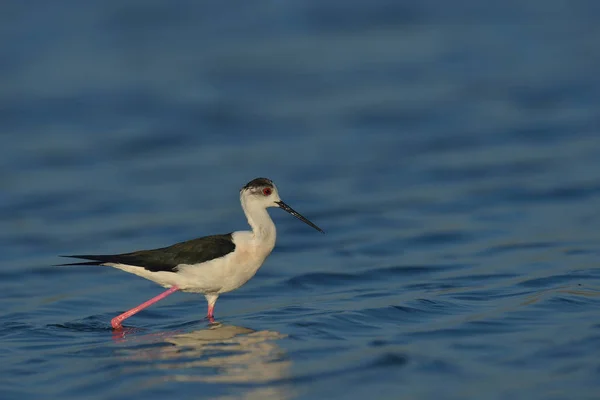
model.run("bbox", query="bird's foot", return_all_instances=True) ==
[111,317,124,330]
[206,303,215,323]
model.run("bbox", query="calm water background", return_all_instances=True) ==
[2,1,600,399]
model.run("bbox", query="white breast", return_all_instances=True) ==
[173,231,275,294]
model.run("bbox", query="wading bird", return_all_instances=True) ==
[59,178,324,329]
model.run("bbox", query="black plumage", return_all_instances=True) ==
[58,233,236,272]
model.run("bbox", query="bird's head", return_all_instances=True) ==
[240,177,324,233]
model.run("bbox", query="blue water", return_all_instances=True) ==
[2,1,600,399]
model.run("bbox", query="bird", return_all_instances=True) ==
[58,177,324,329]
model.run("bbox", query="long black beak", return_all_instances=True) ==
[276,201,324,233]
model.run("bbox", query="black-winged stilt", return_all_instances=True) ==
[59,178,324,329]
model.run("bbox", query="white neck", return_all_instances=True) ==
[241,200,277,245]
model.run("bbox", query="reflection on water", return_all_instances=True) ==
[115,323,293,400]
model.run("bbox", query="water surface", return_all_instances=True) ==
[2,1,600,399]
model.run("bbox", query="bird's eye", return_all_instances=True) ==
[262,188,272,196]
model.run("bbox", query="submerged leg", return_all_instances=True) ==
[111,286,179,329]
[205,294,218,322]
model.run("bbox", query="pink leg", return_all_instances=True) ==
[205,294,217,323]
[206,307,215,324]
[111,286,179,329]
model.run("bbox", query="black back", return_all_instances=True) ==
[59,233,236,272]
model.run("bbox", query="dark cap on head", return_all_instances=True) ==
[242,178,274,191]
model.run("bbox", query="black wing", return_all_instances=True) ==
[58,233,236,272]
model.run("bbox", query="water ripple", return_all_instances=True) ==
[3,2,600,399]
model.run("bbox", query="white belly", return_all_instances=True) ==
[176,246,271,294]
[108,232,274,295]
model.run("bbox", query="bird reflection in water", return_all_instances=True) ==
[113,322,293,400]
